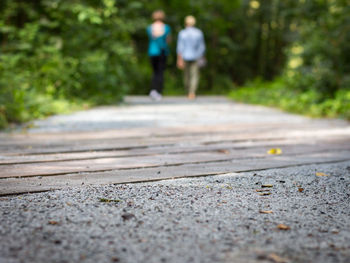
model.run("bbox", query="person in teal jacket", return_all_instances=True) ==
[147,10,171,101]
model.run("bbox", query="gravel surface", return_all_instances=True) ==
[24,96,314,133]
[1,161,350,263]
[2,96,349,262]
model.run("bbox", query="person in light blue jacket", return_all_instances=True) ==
[147,10,171,101]
[177,15,205,100]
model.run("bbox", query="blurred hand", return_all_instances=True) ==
[177,56,185,70]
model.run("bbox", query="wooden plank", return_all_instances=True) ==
[0,121,347,146]
[1,142,350,179]
[1,151,349,196]
[0,137,349,165]
[0,126,349,156]
[0,123,287,148]
[0,122,319,143]
[1,96,349,196]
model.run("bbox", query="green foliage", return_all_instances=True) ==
[0,0,349,128]
[229,78,350,120]
[0,0,146,126]
[229,0,349,120]
[285,0,350,97]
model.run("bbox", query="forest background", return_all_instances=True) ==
[0,0,349,128]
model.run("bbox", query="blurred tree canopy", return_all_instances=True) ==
[0,0,349,127]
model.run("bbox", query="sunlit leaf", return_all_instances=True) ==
[259,210,273,214]
[316,172,329,177]
[277,224,290,230]
[267,148,282,155]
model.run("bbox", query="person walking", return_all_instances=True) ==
[147,10,171,101]
[176,15,205,100]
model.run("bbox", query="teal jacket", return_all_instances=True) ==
[147,24,171,57]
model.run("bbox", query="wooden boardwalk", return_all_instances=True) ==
[1,96,349,195]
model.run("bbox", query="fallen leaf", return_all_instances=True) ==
[259,192,271,196]
[257,252,288,263]
[99,198,121,203]
[267,253,288,263]
[48,220,59,225]
[121,213,135,221]
[316,172,329,177]
[277,224,290,230]
[111,257,120,262]
[331,229,339,234]
[262,184,273,188]
[267,148,282,155]
[256,189,271,192]
[259,210,273,214]
[217,149,230,154]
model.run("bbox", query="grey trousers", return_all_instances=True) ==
[184,60,199,94]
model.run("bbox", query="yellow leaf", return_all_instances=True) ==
[259,210,273,214]
[267,148,282,155]
[316,172,329,177]
[277,224,290,230]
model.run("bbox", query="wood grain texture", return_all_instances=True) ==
[0,96,349,195]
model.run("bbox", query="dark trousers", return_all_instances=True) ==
[150,54,167,94]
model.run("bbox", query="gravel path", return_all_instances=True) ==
[1,96,349,263]
[1,161,350,263]
[25,96,314,133]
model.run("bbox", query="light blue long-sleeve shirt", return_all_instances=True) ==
[177,27,205,61]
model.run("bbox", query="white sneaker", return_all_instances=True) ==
[149,90,162,101]
[154,92,162,101]
[149,89,157,99]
